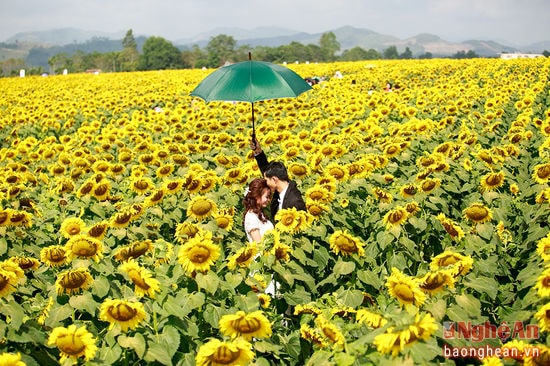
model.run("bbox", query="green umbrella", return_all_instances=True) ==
[190,53,312,140]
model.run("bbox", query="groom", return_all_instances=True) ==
[250,138,306,221]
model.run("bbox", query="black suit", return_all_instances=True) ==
[254,151,306,220]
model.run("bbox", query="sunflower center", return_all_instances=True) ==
[60,271,87,289]
[394,283,415,303]
[191,200,213,216]
[421,273,446,290]
[109,303,137,321]
[335,236,357,253]
[465,206,489,221]
[213,345,240,364]
[190,246,211,264]
[57,336,86,356]
[486,174,503,186]
[443,222,459,237]
[72,239,98,257]
[537,165,550,180]
[235,317,261,333]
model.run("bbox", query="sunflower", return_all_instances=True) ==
[129,176,154,195]
[536,188,550,204]
[382,206,409,229]
[114,240,153,262]
[533,163,550,184]
[177,232,221,274]
[76,180,95,198]
[258,293,271,308]
[55,268,94,296]
[119,259,161,298]
[40,245,68,267]
[212,209,234,231]
[86,220,109,240]
[419,178,441,194]
[0,208,10,226]
[144,189,165,207]
[99,298,147,332]
[535,302,550,332]
[163,178,184,194]
[480,171,505,192]
[430,251,473,277]
[110,208,134,228]
[219,310,272,341]
[195,338,254,366]
[537,234,550,261]
[463,202,493,224]
[155,164,174,178]
[287,162,310,178]
[385,267,426,307]
[0,352,25,366]
[315,315,346,348]
[373,313,438,357]
[306,200,330,218]
[275,208,312,233]
[418,270,455,295]
[65,235,103,262]
[48,324,98,363]
[91,179,111,201]
[227,242,259,270]
[9,256,40,271]
[0,266,19,298]
[187,195,218,221]
[324,163,349,182]
[60,217,87,239]
[6,210,32,227]
[329,230,365,257]
[300,324,328,347]
[524,344,550,366]
[535,267,550,298]
[372,187,393,203]
[174,222,202,243]
[436,213,465,241]
[305,185,335,204]
[356,309,387,328]
[400,183,417,198]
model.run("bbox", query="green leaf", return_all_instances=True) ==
[284,287,312,306]
[224,272,244,289]
[118,333,146,358]
[0,301,25,330]
[195,271,220,294]
[454,293,482,318]
[144,325,180,365]
[203,303,226,328]
[408,216,427,231]
[92,275,111,298]
[376,231,394,250]
[0,237,7,256]
[334,260,356,276]
[97,344,123,365]
[69,292,98,315]
[464,276,499,300]
[357,269,382,288]
[337,289,364,308]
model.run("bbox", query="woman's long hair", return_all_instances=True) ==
[243,178,270,224]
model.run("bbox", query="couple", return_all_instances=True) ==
[243,138,306,242]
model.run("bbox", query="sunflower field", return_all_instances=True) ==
[1,57,550,366]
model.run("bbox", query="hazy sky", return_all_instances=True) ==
[1,0,549,45]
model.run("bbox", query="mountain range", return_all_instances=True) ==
[2,26,549,66]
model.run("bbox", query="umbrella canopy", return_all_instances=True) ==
[190,54,312,139]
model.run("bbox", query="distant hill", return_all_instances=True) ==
[6,27,126,45]
[1,26,547,68]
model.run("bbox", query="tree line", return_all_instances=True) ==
[2,29,550,76]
